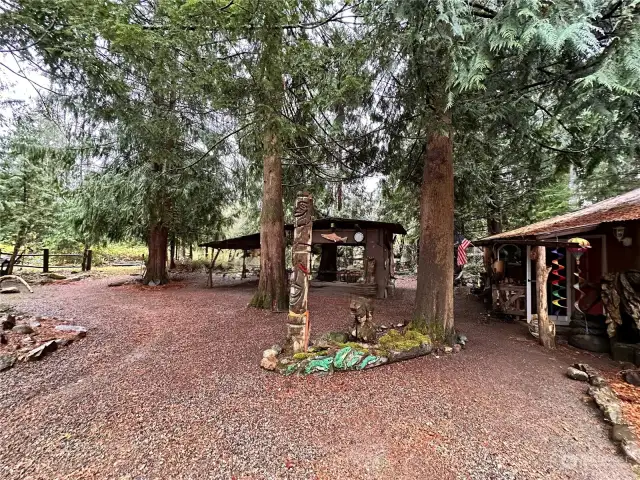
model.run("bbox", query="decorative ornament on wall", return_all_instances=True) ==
[354,231,364,243]
[321,233,347,243]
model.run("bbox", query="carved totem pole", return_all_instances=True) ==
[287,192,313,353]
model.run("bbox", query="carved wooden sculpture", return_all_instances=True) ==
[350,296,376,342]
[287,193,313,353]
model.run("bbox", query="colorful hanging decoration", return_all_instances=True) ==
[567,238,591,328]
[550,248,567,318]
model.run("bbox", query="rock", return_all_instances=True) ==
[147,280,158,287]
[12,325,33,334]
[0,353,16,371]
[55,338,72,348]
[453,344,461,354]
[624,370,640,386]
[263,348,278,359]
[569,334,611,353]
[444,346,453,354]
[0,333,6,344]
[260,355,277,371]
[611,342,639,363]
[54,325,87,338]
[108,279,129,287]
[25,340,58,361]
[40,272,66,280]
[566,367,589,382]
[20,336,35,347]
[29,320,41,328]
[66,274,89,282]
[621,439,640,465]
[456,333,468,347]
[588,385,624,425]
[270,344,283,355]
[1,317,15,330]
[612,424,635,443]
[0,287,20,294]
[325,332,349,344]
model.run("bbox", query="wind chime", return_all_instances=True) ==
[567,237,591,332]
[550,248,567,320]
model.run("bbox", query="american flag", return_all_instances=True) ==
[457,239,472,266]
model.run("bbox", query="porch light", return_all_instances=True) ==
[613,225,625,242]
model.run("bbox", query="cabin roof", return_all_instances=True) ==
[479,187,640,242]
[199,217,406,250]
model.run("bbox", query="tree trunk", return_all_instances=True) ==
[535,246,555,349]
[143,223,169,285]
[317,244,337,281]
[250,128,287,310]
[7,229,25,276]
[413,114,455,340]
[169,237,176,269]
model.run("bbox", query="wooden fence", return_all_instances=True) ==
[0,249,92,273]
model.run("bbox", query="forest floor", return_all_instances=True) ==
[0,274,637,479]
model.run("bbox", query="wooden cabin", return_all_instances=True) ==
[475,188,640,351]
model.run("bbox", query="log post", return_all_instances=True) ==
[535,246,555,349]
[43,249,49,273]
[241,250,248,279]
[287,192,313,353]
[86,250,92,271]
[207,248,221,288]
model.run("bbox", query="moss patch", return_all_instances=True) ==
[337,342,371,354]
[292,352,317,360]
[378,328,431,352]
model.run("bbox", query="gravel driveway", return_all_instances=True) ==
[0,275,635,479]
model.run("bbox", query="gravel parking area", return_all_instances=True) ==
[0,275,635,479]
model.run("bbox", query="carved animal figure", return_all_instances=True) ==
[321,233,347,243]
[350,296,376,342]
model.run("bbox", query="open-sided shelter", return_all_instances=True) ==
[200,217,406,299]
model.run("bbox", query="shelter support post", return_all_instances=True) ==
[43,249,49,273]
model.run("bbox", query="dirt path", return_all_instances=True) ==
[0,275,635,479]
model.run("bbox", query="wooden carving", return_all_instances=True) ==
[321,233,347,243]
[287,193,313,353]
[350,296,376,343]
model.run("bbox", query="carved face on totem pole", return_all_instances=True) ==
[294,197,312,227]
[289,264,309,309]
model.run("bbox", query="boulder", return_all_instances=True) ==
[588,385,624,425]
[25,340,58,361]
[453,344,462,354]
[624,370,640,387]
[0,333,6,344]
[0,287,20,294]
[12,325,33,335]
[444,346,453,354]
[566,367,589,382]
[270,344,283,355]
[0,353,16,371]
[568,334,610,353]
[262,348,278,359]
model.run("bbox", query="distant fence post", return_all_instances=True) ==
[43,249,49,273]
[86,250,92,271]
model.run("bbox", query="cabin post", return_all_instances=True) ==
[535,246,555,349]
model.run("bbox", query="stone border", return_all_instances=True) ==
[569,363,640,464]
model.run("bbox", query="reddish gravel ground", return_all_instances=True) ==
[0,274,636,479]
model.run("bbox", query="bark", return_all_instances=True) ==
[536,246,555,349]
[169,237,176,269]
[143,223,169,285]
[250,128,287,310]
[413,114,455,340]
[207,248,220,288]
[7,232,24,276]
[317,244,338,281]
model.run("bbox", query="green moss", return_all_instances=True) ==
[408,317,451,344]
[378,328,431,352]
[292,352,317,360]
